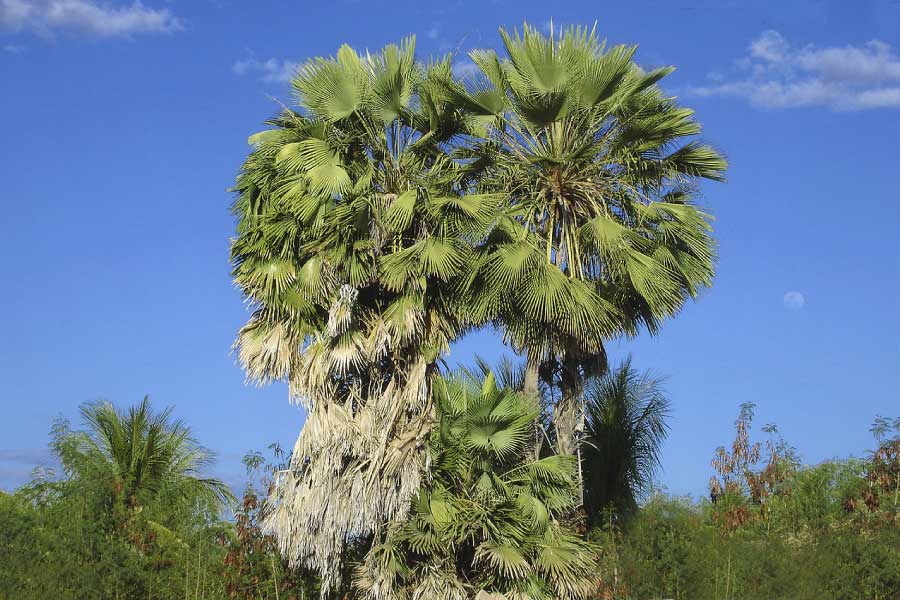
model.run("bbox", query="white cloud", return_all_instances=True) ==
[0,0,182,37]
[783,291,806,310]
[452,58,478,78]
[749,30,789,63]
[689,31,900,110]
[425,24,440,41]
[233,56,300,83]
[4,42,24,52]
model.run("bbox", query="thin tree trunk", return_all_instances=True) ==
[553,394,582,459]
[195,547,201,600]
[271,555,280,600]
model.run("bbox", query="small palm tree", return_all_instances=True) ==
[53,396,232,519]
[355,368,598,599]
[580,358,671,522]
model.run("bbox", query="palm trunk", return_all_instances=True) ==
[523,354,540,398]
[553,395,579,457]
[554,353,586,504]
[524,353,542,460]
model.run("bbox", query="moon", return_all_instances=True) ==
[783,291,805,310]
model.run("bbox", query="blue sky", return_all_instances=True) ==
[2,0,899,496]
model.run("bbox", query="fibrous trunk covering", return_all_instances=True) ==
[260,287,443,595]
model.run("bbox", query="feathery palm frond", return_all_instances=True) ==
[53,396,233,516]
[580,357,671,521]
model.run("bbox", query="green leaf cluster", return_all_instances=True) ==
[355,369,598,600]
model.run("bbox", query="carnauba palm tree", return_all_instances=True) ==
[354,368,598,600]
[53,396,232,520]
[450,23,726,461]
[580,358,671,522]
[230,37,498,591]
[231,23,727,593]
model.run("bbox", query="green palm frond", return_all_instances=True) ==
[55,397,234,516]
[452,22,723,469]
[230,23,722,596]
[355,370,598,600]
[581,356,671,521]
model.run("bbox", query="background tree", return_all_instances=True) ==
[0,398,233,600]
[221,446,321,600]
[54,396,233,524]
[581,357,671,523]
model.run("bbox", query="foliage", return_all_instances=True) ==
[230,35,498,591]
[609,487,900,600]
[581,357,671,522]
[221,445,321,600]
[853,416,900,519]
[453,23,727,457]
[0,399,234,600]
[3,399,900,600]
[354,369,598,600]
[594,411,900,600]
[54,396,233,521]
[708,402,797,532]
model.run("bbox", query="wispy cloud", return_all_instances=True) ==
[0,447,53,465]
[233,55,300,84]
[452,58,478,78]
[0,0,182,37]
[4,42,24,52]
[0,447,57,491]
[688,31,900,110]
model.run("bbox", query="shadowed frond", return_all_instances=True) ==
[581,357,671,521]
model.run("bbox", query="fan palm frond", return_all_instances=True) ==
[354,369,598,600]
[453,22,723,469]
[231,38,501,593]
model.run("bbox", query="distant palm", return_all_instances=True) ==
[54,396,232,517]
[581,358,671,522]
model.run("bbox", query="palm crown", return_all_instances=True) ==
[53,397,232,518]
[581,358,671,521]
[450,23,725,454]
[230,23,726,593]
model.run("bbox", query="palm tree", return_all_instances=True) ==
[53,396,232,519]
[231,24,726,590]
[580,358,671,522]
[230,38,497,590]
[355,368,598,599]
[451,23,726,460]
